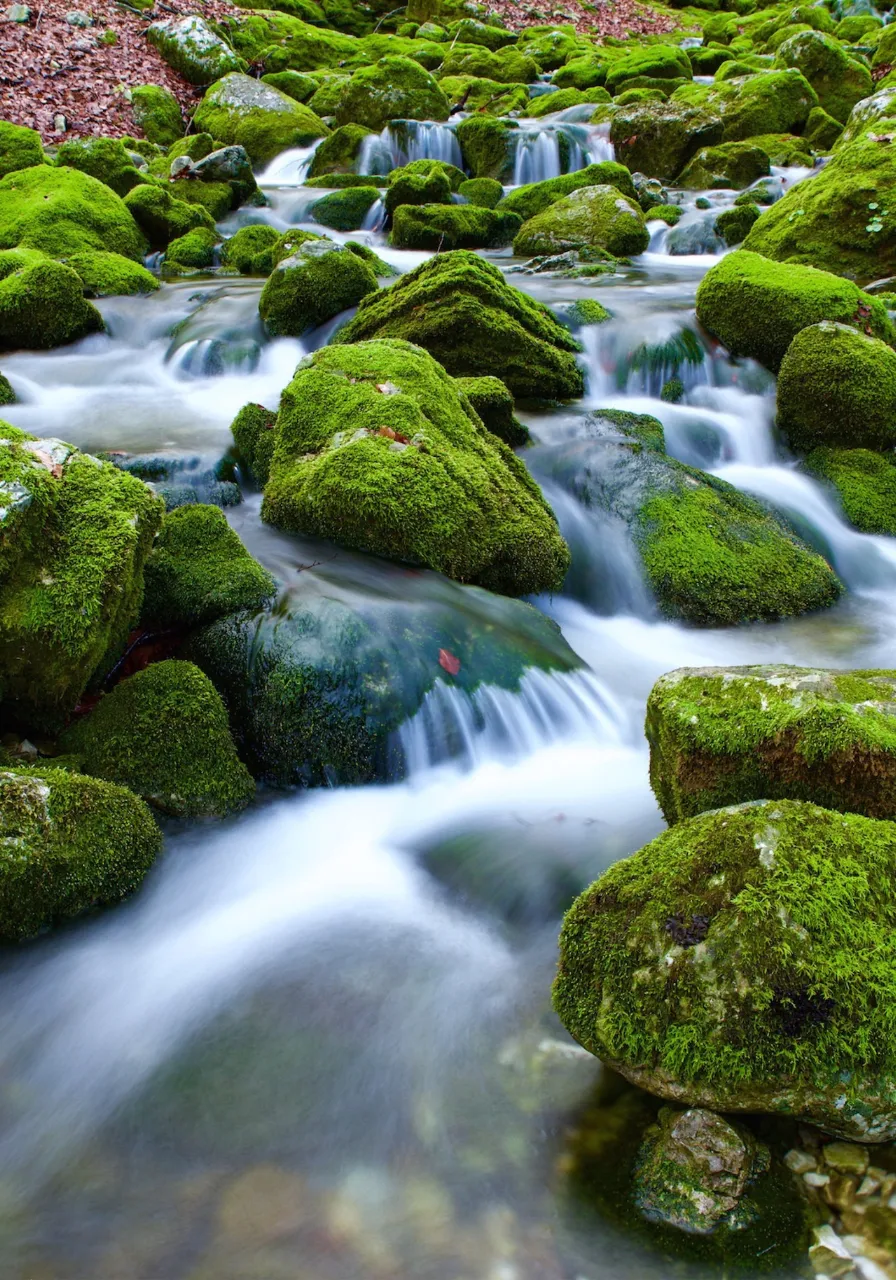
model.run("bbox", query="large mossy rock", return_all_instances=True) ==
[610,100,724,183]
[0,120,44,179]
[695,250,895,373]
[123,183,214,251]
[194,73,329,167]
[334,56,449,129]
[0,260,104,352]
[147,16,245,84]
[259,239,378,336]
[141,504,276,629]
[743,126,896,284]
[0,165,146,261]
[0,767,161,941]
[438,42,538,84]
[59,660,255,818]
[513,185,649,259]
[384,158,454,215]
[498,161,638,223]
[454,115,515,180]
[803,447,896,535]
[334,250,584,401]
[676,142,770,191]
[260,339,570,595]
[538,410,841,626]
[184,576,581,786]
[310,186,380,231]
[130,84,185,148]
[777,322,896,453]
[0,427,163,727]
[774,30,872,123]
[306,123,374,177]
[55,137,147,198]
[553,798,896,1141]
[605,43,693,94]
[63,250,158,299]
[391,202,521,250]
[646,664,896,824]
[672,70,819,143]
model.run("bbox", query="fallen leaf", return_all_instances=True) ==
[438,648,461,676]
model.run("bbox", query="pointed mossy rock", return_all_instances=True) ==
[390,202,521,250]
[537,409,842,626]
[513,185,649,259]
[0,164,147,261]
[130,84,185,148]
[497,161,638,223]
[384,158,453,216]
[553,798,896,1140]
[141,503,276,629]
[123,183,214,251]
[193,73,329,167]
[0,766,161,941]
[777,322,896,453]
[453,375,529,446]
[646,664,896,824]
[184,576,580,786]
[695,250,895,373]
[147,15,246,85]
[0,426,164,729]
[333,250,584,401]
[59,660,255,818]
[259,238,379,336]
[333,55,449,129]
[0,120,44,179]
[260,338,570,595]
[803,447,896,535]
[0,259,104,351]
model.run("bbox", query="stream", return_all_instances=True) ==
[1,112,893,1279]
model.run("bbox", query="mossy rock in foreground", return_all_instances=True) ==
[261,339,570,596]
[0,164,147,262]
[803,447,896,535]
[646,663,896,824]
[0,259,104,352]
[60,660,255,818]
[334,250,584,402]
[390,202,521,251]
[0,767,161,940]
[513,185,649,260]
[554,798,896,1140]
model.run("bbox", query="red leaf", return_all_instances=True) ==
[438,649,461,676]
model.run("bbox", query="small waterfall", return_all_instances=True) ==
[356,121,463,175]
[513,128,563,184]
[257,141,322,187]
[512,121,614,185]
[169,336,260,378]
[398,667,627,775]
[361,197,387,231]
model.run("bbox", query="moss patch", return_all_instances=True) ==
[0,164,147,261]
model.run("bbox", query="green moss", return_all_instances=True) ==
[259,239,378,336]
[453,374,529,446]
[311,185,380,230]
[62,250,159,297]
[221,224,280,275]
[193,73,329,167]
[130,84,184,148]
[438,42,538,84]
[56,137,147,198]
[334,56,449,129]
[715,203,761,246]
[271,227,326,265]
[774,30,872,123]
[60,660,255,818]
[218,10,357,70]
[390,202,521,250]
[146,14,245,84]
[306,123,373,177]
[803,104,843,151]
[517,24,587,70]
[0,164,147,261]
[0,371,14,406]
[123,183,214,251]
[647,662,896,824]
[344,239,395,276]
[837,14,881,41]
[230,402,278,485]
[438,75,529,115]
[0,766,161,941]
[457,176,502,208]
[165,227,219,270]
[335,250,584,401]
[609,99,725,182]
[650,203,683,226]
[307,73,352,117]
[0,429,164,727]
[0,120,44,179]
[566,298,611,326]
[454,115,514,181]
[553,798,896,1138]
[552,53,610,90]
[261,69,317,102]
[497,161,638,223]
[677,141,769,190]
[605,43,693,94]
[450,17,516,50]
[0,260,104,352]
[661,375,684,402]
[261,339,570,595]
[171,179,233,221]
[695,250,895,373]
[385,158,453,215]
[673,69,818,142]
[304,173,387,190]
[167,133,215,163]
[803,447,896,535]
[777,322,896,454]
[141,503,276,629]
[514,185,649,259]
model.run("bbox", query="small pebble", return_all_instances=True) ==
[806,1171,832,1188]
[785,1148,817,1174]
[856,1176,880,1198]
[65,8,92,23]
[824,1143,870,1177]
[5,2,30,18]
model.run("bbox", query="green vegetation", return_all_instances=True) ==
[165,227,219,270]
[194,73,329,166]
[498,161,637,223]
[123,183,214,251]
[453,375,529,446]
[804,448,896,535]
[259,239,378,336]
[391,203,521,250]
[221,224,281,275]
[0,164,146,261]
[62,251,159,297]
[513,185,649,259]
[311,186,380,230]
[230,402,278,485]
[0,260,104,351]
[56,137,148,197]
[130,84,184,148]
[0,120,44,179]
[334,56,449,129]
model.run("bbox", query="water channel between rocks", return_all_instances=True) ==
[1,116,893,1280]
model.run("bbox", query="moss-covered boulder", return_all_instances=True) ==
[451,17,517,50]
[439,74,529,116]
[672,70,818,143]
[777,322,896,453]
[528,86,611,118]
[517,25,586,70]
[60,660,255,818]
[306,123,373,177]
[498,161,638,223]
[260,70,317,102]
[0,259,103,352]
[835,86,896,151]
[164,226,219,270]
[335,250,584,401]
[384,158,453,215]
[193,73,329,167]
[56,137,147,198]
[310,185,380,230]
[334,56,448,129]
[553,797,896,1140]
[0,767,161,941]
[552,53,610,90]
[453,375,528,446]
[0,426,163,727]
[695,250,895,373]
[0,120,44,179]
[676,142,769,190]
[147,15,246,84]
[646,663,896,825]
[184,574,580,786]
[803,447,896,535]
[606,43,693,94]
[123,182,214,251]
[259,239,378,336]
[62,250,159,298]
[514,185,649,259]
[610,100,725,182]
[803,104,843,151]
[390,202,520,250]
[230,402,278,486]
[539,409,841,626]
[260,339,569,594]
[130,84,184,148]
[775,30,872,123]
[714,203,760,246]
[0,164,146,261]
[221,224,281,275]
[454,115,514,180]
[438,43,538,85]
[0,371,14,406]
[458,176,502,208]
[141,503,276,629]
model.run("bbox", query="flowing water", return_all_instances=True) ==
[0,113,886,1279]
